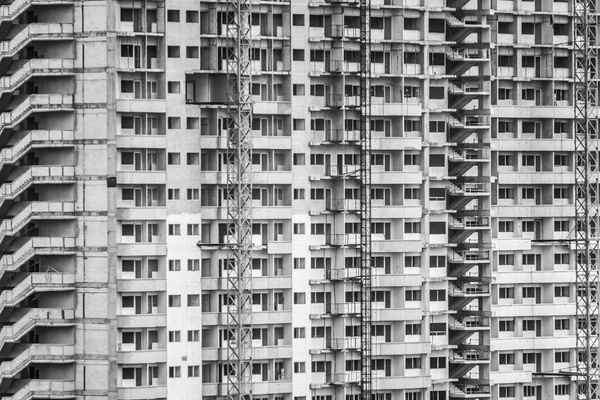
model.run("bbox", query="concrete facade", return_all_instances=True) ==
[0,0,583,399]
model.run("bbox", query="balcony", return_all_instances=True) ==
[0,237,76,280]
[0,308,75,350]
[449,283,490,297]
[117,348,167,364]
[0,0,74,23]
[0,131,74,174]
[310,129,360,145]
[0,344,74,381]
[0,273,75,315]
[448,250,490,264]
[0,95,73,135]
[327,198,360,213]
[0,59,74,96]
[0,23,73,61]
[451,350,490,364]
[326,372,361,386]
[2,380,75,400]
[117,386,167,400]
[326,233,360,247]
[202,345,292,362]
[325,302,361,316]
[324,164,360,179]
[448,183,490,197]
[450,383,491,399]
[202,310,292,326]
[0,166,75,209]
[326,267,360,281]
[449,315,490,331]
[117,313,167,329]
[0,202,75,244]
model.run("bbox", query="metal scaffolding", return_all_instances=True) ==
[359,0,372,397]
[225,0,253,398]
[574,1,600,399]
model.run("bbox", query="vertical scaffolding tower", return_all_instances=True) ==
[225,0,253,397]
[574,1,600,399]
[359,0,372,398]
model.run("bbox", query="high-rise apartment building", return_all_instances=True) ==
[0,0,586,399]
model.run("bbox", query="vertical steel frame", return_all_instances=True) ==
[574,1,600,399]
[359,0,372,398]
[225,0,253,398]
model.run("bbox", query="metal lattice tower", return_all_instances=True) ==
[359,0,372,397]
[574,1,600,398]
[225,0,253,398]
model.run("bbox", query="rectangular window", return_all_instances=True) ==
[168,260,181,271]
[555,318,570,330]
[169,331,181,342]
[167,81,180,93]
[187,188,200,200]
[405,289,421,302]
[294,362,306,373]
[405,357,422,369]
[187,224,200,235]
[293,153,306,165]
[499,353,515,365]
[168,117,181,129]
[167,10,180,22]
[187,259,200,271]
[555,351,570,363]
[168,153,181,165]
[499,386,515,398]
[430,289,446,302]
[187,153,200,165]
[430,357,446,369]
[167,46,181,58]
[499,220,514,232]
[186,46,199,58]
[293,292,306,304]
[168,188,180,200]
[187,117,199,129]
[499,319,514,332]
[293,49,305,61]
[294,327,305,338]
[499,287,514,299]
[169,224,181,235]
[293,223,305,235]
[555,385,570,396]
[169,295,181,307]
[293,14,305,26]
[187,294,200,307]
[405,222,421,234]
[188,365,200,377]
[293,258,306,269]
[555,286,569,297]
[405,323,421,335]
[188,330,200,341]
[186,11,199,22]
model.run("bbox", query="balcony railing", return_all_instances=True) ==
[2,379,75,400]
[0,344,74,378]
[0,23,73,59]
[0,308,74,349]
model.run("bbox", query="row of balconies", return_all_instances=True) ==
[0,2,81,398]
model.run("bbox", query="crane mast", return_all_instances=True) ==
[359,0,372,398]
[225,0,253,397]
[574,1,600,399]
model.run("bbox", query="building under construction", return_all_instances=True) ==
[0,0,595,399]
